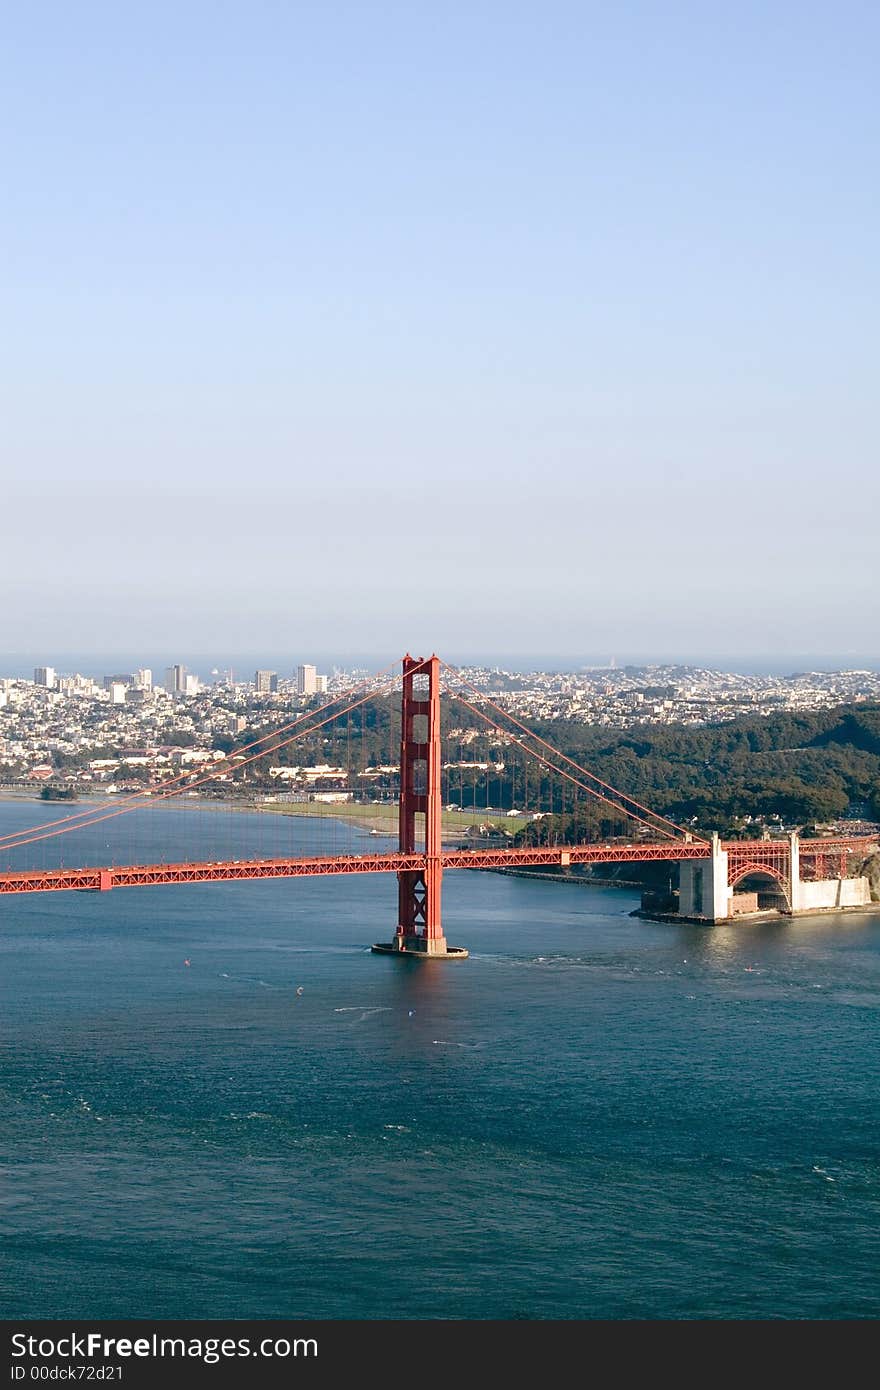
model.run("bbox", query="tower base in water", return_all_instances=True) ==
[371,936,469,960]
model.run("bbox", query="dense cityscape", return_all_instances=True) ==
[2,658,879,801]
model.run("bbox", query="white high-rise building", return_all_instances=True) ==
[135,668,152,690]
[34,666,56,688]
[108,682,127,705]
[296,664,317,695]
[254,670,278,693]
[316,674,328,693]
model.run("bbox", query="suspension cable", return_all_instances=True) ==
[0,661,401,848]
[1,675,399,853]
[440,660,705,842]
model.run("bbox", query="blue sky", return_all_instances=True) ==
[2,2,877,666]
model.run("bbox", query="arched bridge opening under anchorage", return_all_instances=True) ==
[0,655,876,955]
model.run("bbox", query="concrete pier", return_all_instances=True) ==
[794,876,872,911]
[678,833,731,922]
[371,936,469,960]
[675,830,873,923]
[789,832,801,912]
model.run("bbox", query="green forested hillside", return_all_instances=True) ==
[231,699,880,837]
[517,704,880,834]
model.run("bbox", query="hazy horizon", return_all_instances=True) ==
[4,648,879,682]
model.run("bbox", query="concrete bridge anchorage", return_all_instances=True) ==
[677,832,875,923]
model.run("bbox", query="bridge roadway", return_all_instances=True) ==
[0,837,873,895]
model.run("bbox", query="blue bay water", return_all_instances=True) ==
[1,799,879,1319]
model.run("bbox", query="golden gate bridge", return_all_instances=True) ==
[0,655,875,956]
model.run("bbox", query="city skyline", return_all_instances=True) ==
[2,648,880,684]
[5,650,880,801]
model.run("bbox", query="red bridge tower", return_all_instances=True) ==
[372,654,467,959]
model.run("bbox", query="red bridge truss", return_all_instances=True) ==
[0,838,872,899]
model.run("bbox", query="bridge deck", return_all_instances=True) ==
[0,838,873,895]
